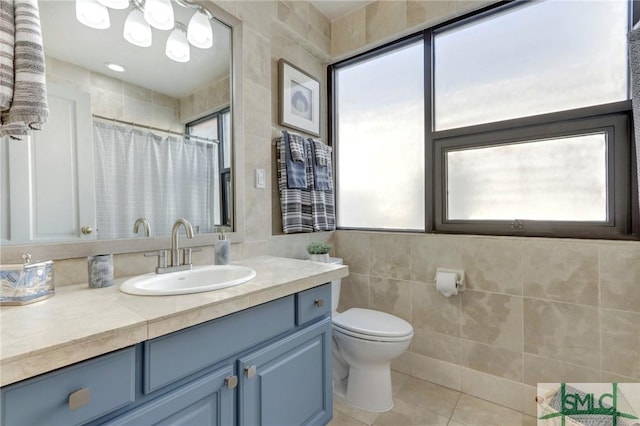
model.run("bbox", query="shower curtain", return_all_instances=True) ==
[93,120,217,240]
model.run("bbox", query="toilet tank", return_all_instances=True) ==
[328,257,343,313]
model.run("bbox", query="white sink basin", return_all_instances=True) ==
[120,265,256,296]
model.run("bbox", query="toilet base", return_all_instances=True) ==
[332,363,394,412]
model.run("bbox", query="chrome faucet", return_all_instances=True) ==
[144,218,195,274]
[171,218,194,267]
[133,217,151,237]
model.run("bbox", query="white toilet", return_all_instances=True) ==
[328,258,413,412]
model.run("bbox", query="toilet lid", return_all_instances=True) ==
[332,308,413,338]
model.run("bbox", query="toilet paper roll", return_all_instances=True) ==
[436,271,458,298]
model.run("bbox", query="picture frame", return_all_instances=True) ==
[279,58,320,137]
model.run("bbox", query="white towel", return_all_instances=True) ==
[0,0,48,138]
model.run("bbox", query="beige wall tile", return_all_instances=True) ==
[338,272,370,311]
[331,7,366,58]
[600,243,640,313]
[277,1,308,38]
[522,385,538,417]
[460,237,523,295]
[600,309,640,378]
[523,353,600,386]
[410,235,461,283]
[370,276,412,322]
[365,1,407,45]
[406,1,456,28]
[90,72,123,93]
[461,290,523,352]
[392,350,413,375]
[412,328,462,364]
[309,3,331,37]
[460,367,524,412]
[412,352,462,390]
[522,241,599,306]
[335,231,371,275]
[523,298,600,369]
[370,233,411,280]
[243,28,271,88]
[412,281,461,336]
[461,340,522,382]
[236,1,274,36]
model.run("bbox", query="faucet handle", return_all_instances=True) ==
[145,250,168,269]
[182,248,202,265]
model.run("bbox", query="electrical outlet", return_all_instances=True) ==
[255,169,266,189]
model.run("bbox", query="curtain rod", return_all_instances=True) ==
[92,114,219,144]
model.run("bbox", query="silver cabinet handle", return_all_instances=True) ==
[225,375,238,389]
[244,365,257,378]
[81,226,93,235]
[314,298,324,308]
[68,388,91,410]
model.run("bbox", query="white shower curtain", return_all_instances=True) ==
[93,120,217,240]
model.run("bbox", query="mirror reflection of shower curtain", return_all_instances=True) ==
[93,121,217,239]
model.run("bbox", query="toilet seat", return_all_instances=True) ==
[332,308,413,342]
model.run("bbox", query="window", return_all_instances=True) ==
[433,0,629,130]
[334,38,425,231]
[330,0,637,239]
[186,108,231,227]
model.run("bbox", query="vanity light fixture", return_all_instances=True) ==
[76,0,215,61]
[186,10,212,49]
[165,23,190,63]
[123,6,152,47]
[97,0,129,9]
[76,0,110,29]
[144,0,174,30]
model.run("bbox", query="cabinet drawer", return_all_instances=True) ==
[296,284,331,325]
[1,347,135,426]
[144,295,295,393]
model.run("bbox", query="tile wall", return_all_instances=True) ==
[333,231,640,416]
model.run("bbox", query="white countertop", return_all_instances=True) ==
[0,256,348,387]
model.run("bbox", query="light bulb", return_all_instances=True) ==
[144,0,174,31]
[97,0,129,9]
[76,0,110,29]
[166,28,190,62]
[123,8,152,47]
[187,11,213,49]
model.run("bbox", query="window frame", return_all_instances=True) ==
[329,0,640,240]
[434,112,631,239]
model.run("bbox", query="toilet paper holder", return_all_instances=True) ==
[434,268,466,295]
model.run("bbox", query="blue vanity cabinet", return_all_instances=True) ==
[238,317,333,426]
[103,364,235,426]
[1,284,333,426]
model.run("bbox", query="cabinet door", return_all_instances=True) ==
[104,365,235,426]
[238,317,332,426]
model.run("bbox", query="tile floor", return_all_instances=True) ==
[328,372,537,426]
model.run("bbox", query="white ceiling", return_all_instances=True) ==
[39,1,231,99]
[310,0,374,21]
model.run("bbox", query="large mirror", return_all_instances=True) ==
[0,0,237,249]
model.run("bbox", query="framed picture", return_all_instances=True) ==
[279,59,320,136]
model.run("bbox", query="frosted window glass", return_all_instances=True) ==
[434,0,629,130]
[336,41,425,230]
[446,133,607,221]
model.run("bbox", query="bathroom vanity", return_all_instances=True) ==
[0,256,347,426]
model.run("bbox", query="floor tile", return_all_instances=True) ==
[372,399,449,426]
[395,377,461,418]
[333,397,381,426]
[328,408,368,426]
[392,370,411,396]
[450,394,524,426]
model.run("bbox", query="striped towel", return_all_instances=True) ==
[0,1,14,111]
[0,0,48,138]
[277,136,313,233]
[308,138,332,191]
[283,130,307,189]
[277,136,335,233]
